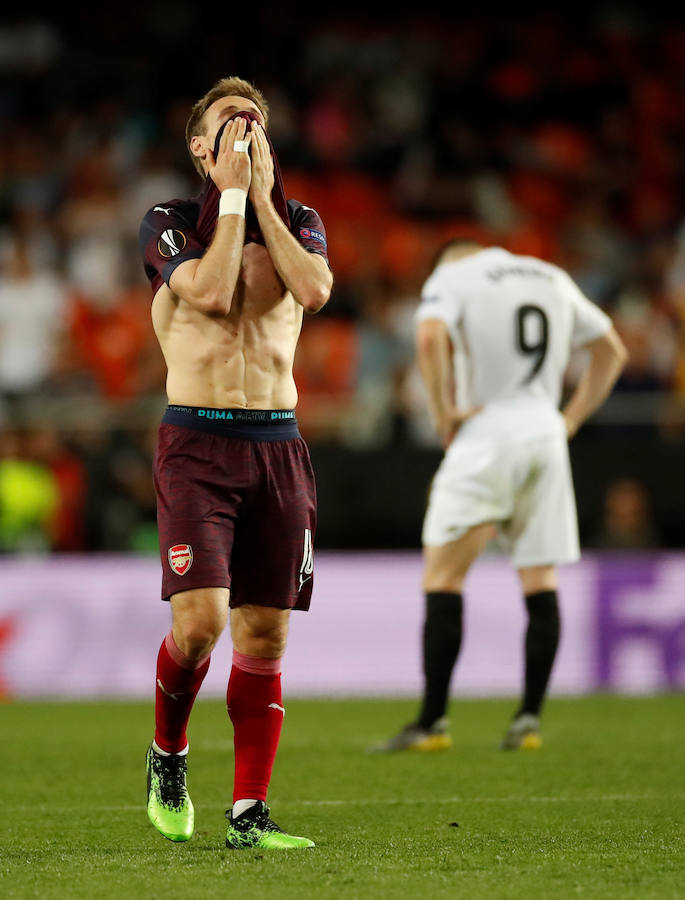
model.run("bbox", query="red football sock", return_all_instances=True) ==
[154,631,210,754]
[226,651,284,803]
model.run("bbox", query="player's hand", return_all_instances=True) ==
[436,406,482,449]
[206,117,252,192]
[248,123,275,205]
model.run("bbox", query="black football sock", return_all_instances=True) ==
[517,590,560,718]
[417,592,463,730]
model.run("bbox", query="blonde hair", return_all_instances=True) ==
[185,76,270,176]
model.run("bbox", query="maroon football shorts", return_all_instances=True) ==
[153,405,317,610]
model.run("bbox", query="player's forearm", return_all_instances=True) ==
[183,215,246,315]
[422,370,453,428]
[252,198,332,313]
[562,330,628,437]
[417,323,455,430]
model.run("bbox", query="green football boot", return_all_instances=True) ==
[225,801,314,850]
[146,744,194,842]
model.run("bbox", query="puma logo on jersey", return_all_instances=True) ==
[154,206,173,214]
[268,703,286,715]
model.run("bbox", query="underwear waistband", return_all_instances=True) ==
[162,405,300,441]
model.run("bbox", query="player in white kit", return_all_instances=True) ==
[374,238,627,752]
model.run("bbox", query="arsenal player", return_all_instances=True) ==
[138,76,332,849]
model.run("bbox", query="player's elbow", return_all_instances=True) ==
[300,283,331,314]
[416,321,445,357]
[187,281,232,315]
[600,327,629,371]
[416,331,436,357]
[171,266,232,315]
[613,332,629,369]
[203,289,233,315]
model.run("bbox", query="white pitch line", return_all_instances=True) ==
[299,794,683,806]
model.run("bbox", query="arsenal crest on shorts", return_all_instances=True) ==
[168,544,193,575]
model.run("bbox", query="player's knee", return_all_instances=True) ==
[233,609,288,658]
[247,624,287,658]
[422,550,473,594]
[174,618,224,659]
[423,572,465,593]
[519,566,557,595]
[170,589,228,659]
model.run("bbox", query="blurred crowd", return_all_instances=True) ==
[0,6,684,552]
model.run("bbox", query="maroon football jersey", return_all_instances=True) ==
[139,192,330,296]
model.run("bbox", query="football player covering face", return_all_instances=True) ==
[197,95,266,149]
[151,92,328,412]
[138,77,332,850]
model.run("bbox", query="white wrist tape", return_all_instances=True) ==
[219,189,247,218]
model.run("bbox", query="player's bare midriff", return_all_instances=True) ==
[152,242,302,409]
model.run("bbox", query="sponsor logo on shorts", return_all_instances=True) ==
[198,409,234,419]
[168,543,193,575]
[158,229,186,258]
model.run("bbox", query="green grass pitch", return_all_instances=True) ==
[2,695,683,898]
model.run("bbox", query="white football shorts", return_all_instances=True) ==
[421,413,580,568]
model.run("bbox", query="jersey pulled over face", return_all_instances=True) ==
[138,190,329,410]
[415,247,611,415]
[140,192,328,297]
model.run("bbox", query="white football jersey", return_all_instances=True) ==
[415,247,612,417]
